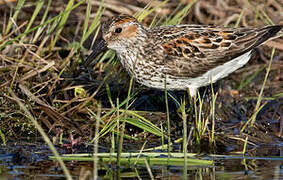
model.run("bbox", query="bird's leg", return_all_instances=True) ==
[186,88,196,113]
[186,89,198,147]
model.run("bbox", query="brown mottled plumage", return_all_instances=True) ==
[84,14,282,96]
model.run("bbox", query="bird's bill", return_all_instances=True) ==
[83,37,108,67]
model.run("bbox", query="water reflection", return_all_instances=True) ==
[0,157,282,179]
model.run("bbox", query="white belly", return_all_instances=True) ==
[147,51,252,96]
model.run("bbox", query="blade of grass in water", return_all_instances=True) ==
[117,76,134,167]
[116,98,120,147]
[93,104,101,179]
[134,140,148,166]
[180,100,187,179]
[50,152,213,166]
[144,159,154,180]
[164,76,171,154]
[51,156,213,166]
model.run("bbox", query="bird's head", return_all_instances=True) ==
[84,14,145,66]
[102,14,145,50]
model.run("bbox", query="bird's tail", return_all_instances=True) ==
[269,25,283,40]
[279,25,283,37]
[253,25,282,48]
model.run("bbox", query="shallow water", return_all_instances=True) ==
[0,144,282,179]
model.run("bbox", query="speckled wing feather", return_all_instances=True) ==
[149,25,282,78]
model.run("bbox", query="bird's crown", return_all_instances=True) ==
[101,14,139,34]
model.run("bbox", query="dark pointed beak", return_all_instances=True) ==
[83,33,108,67]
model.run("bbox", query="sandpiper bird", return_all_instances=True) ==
[84,14,282,97]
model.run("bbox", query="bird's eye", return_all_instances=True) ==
[115,27,122,33]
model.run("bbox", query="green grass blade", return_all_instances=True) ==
[234,10,244,28]
[21,0,44,41]
[32,0,52,43]
[135,0,168,22]
[122,117,163,137]
[251,48,275,126]
[0,0,85,51]
[49,0,76,49]
[81,0,104,44]
[163,0,197,25]
[238,66,265,90]
[4,0,26,35]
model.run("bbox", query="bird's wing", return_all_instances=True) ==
[151,25,282,78]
